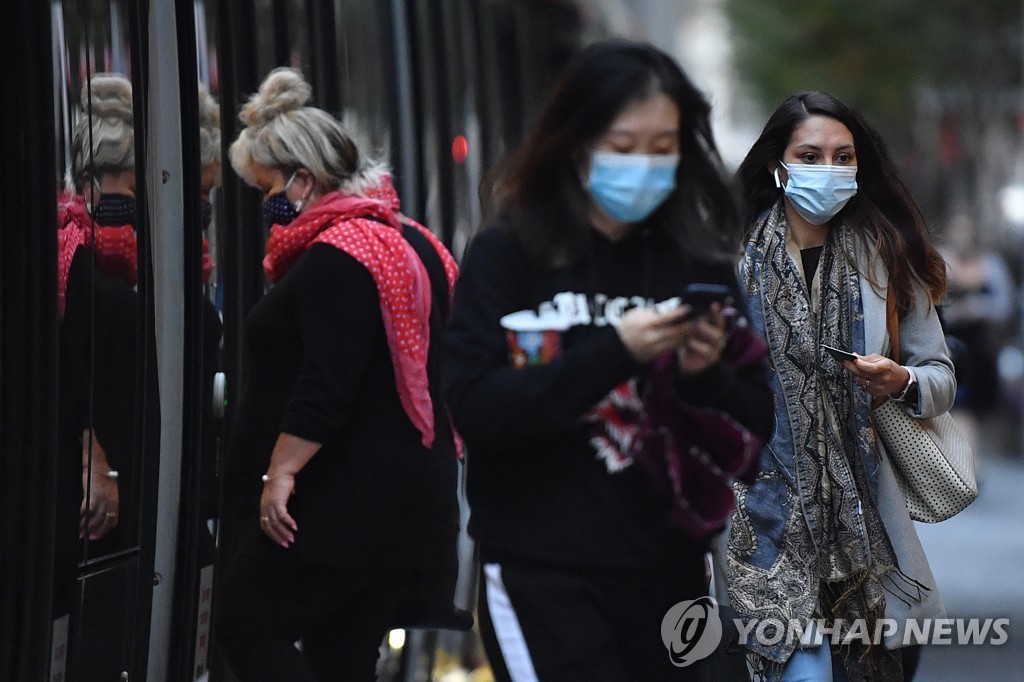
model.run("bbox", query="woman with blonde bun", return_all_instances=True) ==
[59,72,138,304]
[53,74,141,682]
[214,67,461,681]
[57,72,139,552]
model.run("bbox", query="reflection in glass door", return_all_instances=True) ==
[51,1,158,679]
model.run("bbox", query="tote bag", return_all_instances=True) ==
[872,292,978,522]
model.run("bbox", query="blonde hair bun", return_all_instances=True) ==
[239,67,312,127]
[198,83,221,130]
[82,73,133,123]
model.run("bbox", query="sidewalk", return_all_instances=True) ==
[913,450,1024,680]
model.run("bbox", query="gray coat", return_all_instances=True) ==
[861,252,954,648]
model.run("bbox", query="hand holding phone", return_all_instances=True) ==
[680,283,733,320]
[821,343,858,364]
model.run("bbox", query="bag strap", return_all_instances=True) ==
[886,284,901,365]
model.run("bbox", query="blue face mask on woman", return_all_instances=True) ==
[586,151,679,224]
[774,162,858,226]
[262,171,300,227]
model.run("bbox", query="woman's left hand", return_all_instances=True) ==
[676,304,728,375]
[843,354,911,400]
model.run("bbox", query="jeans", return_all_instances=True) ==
[780,644,832,682]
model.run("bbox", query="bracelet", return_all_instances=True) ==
[262,473,296,495]
[83,465,119,480]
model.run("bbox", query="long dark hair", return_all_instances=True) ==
[736,91,946,314]
[485,39,738,268]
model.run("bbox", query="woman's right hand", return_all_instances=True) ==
[80,429,120,541]
[616,306,691,363]
[259,474,298,548]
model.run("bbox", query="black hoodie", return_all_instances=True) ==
[443,223,773,569]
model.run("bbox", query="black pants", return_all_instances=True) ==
[215,528,413,681]
[479,557,707,682]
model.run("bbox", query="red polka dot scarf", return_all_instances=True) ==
[263,188,459,448]
[57,193,138,318]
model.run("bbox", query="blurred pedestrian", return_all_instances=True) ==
[214,67,461,681]
[939,212,1015,415]
[444,40,774,681]
[729,91,955,681]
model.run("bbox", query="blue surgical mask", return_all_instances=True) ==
[262,171,300,227]
[586,151,679,224]
[774,161,858,226]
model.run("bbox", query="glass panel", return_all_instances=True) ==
[193,7,224,678]
[408,0,446,237]
[56,0,141,568]
[53,0,144,677]
[72,561,141,680]
[196,0,223,562]
[334,0,395,162]
[253,0,310,76]
[441,0,478,256]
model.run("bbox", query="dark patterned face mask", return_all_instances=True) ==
[261,171,299,228]
[91,193,136,226]
[262,192,299,228]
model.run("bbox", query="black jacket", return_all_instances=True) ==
[223,233,458,570]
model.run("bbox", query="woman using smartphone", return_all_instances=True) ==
[444,40,774,680]
[728,91,955,681]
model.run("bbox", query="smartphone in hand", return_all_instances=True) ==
[681,283,733,320]
[821,343,857,364]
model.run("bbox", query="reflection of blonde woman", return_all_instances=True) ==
[195,82,224,551]
[215,68,461,680]
[58,73,139,545]
[61,73,138,298]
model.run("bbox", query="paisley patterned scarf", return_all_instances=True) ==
[730,202,903,680]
